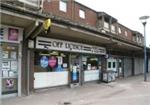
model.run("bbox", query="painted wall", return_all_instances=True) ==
[123,58,132,77]
[134,58,144,75]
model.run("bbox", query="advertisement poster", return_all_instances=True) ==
[40,56,49,68]
[2,61,10,71]
[6,79,15,89]
[11,61,18,71]
[3,51,9,59]
[48,56,57,68]
[2,71,9,77]
[8,28,19,41]
[10,51,17,59]
[57,56,63,65]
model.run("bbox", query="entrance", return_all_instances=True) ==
[1,43,19,97]
[107,58,123,78]
[70,54,81,87]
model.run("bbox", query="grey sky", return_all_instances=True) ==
[75,0,150,47]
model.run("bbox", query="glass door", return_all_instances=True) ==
[1,43,18,96]
[70,54,81,85]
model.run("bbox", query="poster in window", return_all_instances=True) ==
[3,51,9,59]
[2,61,10,71]
[11,61,18,71]
[40,56,49,68]
[2,71,9,77]
[5,79,15,89]
[63,63,67,68]
[48,56,57,68]
[57,56,63,65]
[8,28,19,41]
[10,51,17,59]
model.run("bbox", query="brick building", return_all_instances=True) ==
[0,0,149,98]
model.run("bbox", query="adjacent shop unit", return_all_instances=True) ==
[0,25,23,97]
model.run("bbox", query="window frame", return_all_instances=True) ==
[59,0,67,12]
[118,27,121,34]
[79,9,85,19]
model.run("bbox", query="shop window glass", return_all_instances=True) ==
[34,51,69,72]
[82,56,99,70]
[113,62,116,68]
[119,62,122,68]
[108,62,111,68]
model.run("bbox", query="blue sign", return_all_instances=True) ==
[40,56,48,68]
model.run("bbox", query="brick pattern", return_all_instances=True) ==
[43,0,137,43]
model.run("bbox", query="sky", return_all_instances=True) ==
[75,0,150,47]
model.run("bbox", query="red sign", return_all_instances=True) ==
[48,56,57,68]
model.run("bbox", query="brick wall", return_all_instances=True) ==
[118,24,132,41]
[43,0,134,42]
[43,0,97,27]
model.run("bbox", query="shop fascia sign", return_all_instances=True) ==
[36,37,106,55]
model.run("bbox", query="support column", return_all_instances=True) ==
[0,42,2,98]
[21,35,28,95]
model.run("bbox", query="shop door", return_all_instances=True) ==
[107,58,117,76]
[70,54,81,86]
[1,43,19,97]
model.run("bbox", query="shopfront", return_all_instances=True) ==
[107,57,124,78]
[0,25,23,98]
[33,37,106,89]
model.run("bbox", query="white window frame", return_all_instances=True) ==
[59,0,67,12]
[118,27,121,34]
[79,9,85,19]
[111,25,116,33]
[104,22,109,29]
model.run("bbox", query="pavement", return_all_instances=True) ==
[1,73,150,105]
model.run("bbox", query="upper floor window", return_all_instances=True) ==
[125,31,128,37]
[111,25,115,33]
[59,0,67,12]
[118,27,121,34]
[104,22,109,29]
[79,9,85,19]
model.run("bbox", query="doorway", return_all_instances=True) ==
[70,54,81,86]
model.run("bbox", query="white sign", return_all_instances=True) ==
[57,56,63,65]
[36,37,106,55]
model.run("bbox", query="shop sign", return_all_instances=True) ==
[36,37,106,55]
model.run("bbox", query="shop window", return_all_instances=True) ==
[113,62,116,68]
[59,0,67,12]
[82,56,99,70]
[34,51,69,72]
[79,9,85,19]
[108,62,111,68]
[119,62,122,68]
